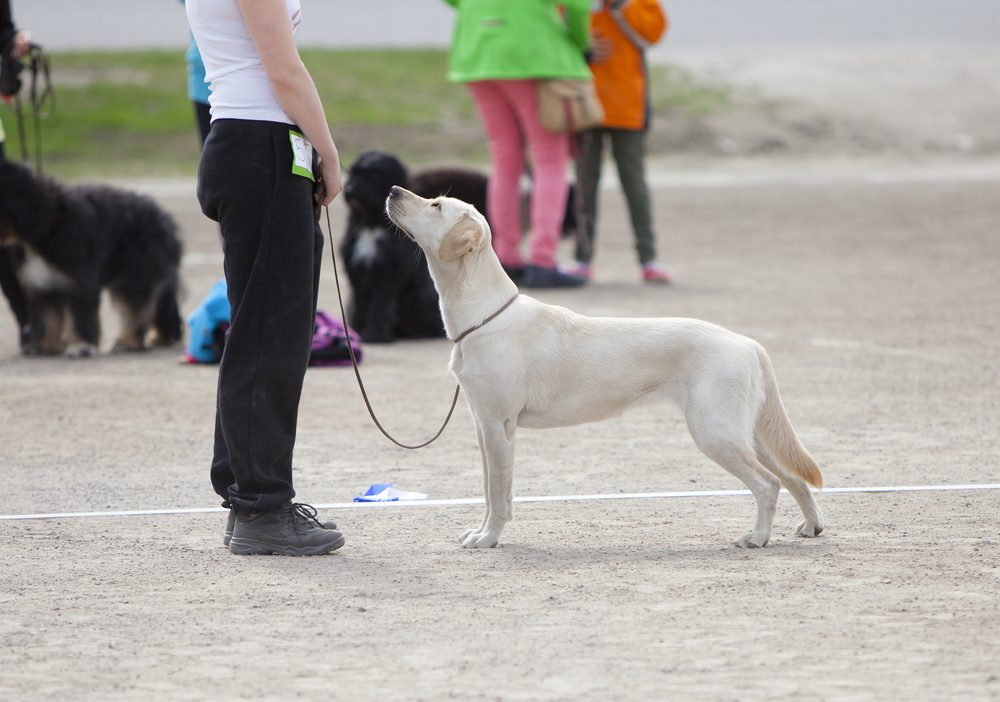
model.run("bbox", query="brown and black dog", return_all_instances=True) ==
[0,160,183,357]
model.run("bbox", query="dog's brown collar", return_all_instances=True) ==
[452,293,520,344]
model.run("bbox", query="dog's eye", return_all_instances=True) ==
[431,201,442,210]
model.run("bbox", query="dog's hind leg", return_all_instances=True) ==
[756,446,825,538]
[685,393,780,548]
[462,417,516,549]
[150,279,183,346]
[110,293,154,352]
[752,344,824,537]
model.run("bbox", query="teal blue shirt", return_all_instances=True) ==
[444,0,592,83]
[179,0,209,104]
[185,36,210,104]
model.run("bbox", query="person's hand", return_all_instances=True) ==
[11,31,33,60]
[315,152,343,207]
[590,31,613,64]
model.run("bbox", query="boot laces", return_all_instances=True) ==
[289,502,325,533]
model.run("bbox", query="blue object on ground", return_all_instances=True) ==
[354,483,428,502]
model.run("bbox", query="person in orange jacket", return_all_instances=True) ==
[566,0,672,284]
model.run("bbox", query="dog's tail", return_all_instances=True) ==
[754,344,823,488]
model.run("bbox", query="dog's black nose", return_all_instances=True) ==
[389,185,403,199]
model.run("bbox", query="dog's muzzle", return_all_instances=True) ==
[385,187,408,234]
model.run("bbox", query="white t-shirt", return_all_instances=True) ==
[185,0,302,123]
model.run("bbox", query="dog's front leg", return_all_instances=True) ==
[359,293,399,343]
[462,418,515,549]
[23,293,66,356]
[460,420,492,544]
[65,287,101,358]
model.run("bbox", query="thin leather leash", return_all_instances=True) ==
[320,205,516,449]
[7,44,54,175]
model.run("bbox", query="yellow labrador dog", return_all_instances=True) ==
[386,186,824,549]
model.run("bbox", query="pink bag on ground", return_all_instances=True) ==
[310,310,363,367]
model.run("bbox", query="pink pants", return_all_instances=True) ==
[467,79,570,269]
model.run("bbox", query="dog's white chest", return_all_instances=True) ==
[19,249,74,291]
[351,227,384,267]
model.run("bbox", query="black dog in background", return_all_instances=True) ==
[390,158,579,244]
[340,151,449,343]
[0,160,183,356]
[340,150,578,343]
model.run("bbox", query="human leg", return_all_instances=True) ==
[609,129,658,265]
[467,80,526,270]
[198,119,319,513]
[610,129,672,283]
[503,80,572,269]
[493,81,585,287]
[573,129,606,266]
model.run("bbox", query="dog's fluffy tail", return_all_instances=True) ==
[754,345,823,488]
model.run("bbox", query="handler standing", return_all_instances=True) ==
[186,0,344,555]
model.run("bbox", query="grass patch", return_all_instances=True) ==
[2,50,199,177]
[650,64,735,117]
[1,49,734,179]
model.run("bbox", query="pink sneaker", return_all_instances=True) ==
[642,262,674,284]
[560,261,592,280]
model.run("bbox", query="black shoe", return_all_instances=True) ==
[223,508,338,547]
[229,502,346,556]
[521,264,587,289]
[501,264,525,283]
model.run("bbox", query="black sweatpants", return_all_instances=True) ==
[196,119,323,512]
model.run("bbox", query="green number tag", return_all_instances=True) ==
[289,130,315,181]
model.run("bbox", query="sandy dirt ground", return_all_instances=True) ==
[2,48,1000,700]
[651,46,1000,160]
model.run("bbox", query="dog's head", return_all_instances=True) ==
[385,186,490,266]
[343,150,410,226]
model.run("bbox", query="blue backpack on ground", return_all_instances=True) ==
[185,279,230,364]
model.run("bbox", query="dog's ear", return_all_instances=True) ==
[438,212,484,261]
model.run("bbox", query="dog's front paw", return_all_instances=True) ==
[461,529,500,549]
[65,343,98,359]
[146,329,174,348]
[111,338,145,353]
[735,531,770,549]
[361,330,394,344]
[795,521,825,538]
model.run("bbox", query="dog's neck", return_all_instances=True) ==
[435,248,518,342]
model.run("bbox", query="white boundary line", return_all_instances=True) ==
[1,483,998,522]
